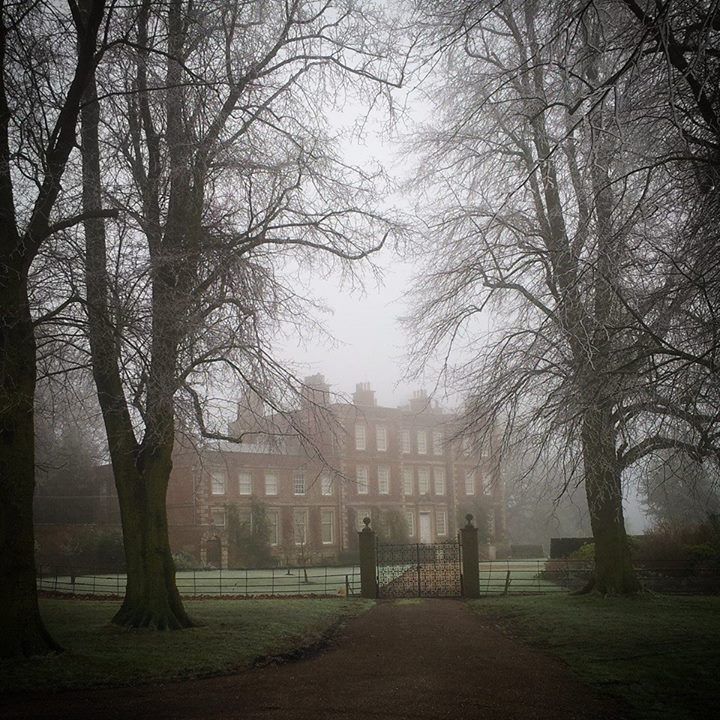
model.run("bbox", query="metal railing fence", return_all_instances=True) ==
[37,559,719,598]
[37,565,362,598]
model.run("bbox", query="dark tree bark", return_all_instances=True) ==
[80,5,193,628]
[0,0,106,658]
[581,407,640,594]
[0,276,62,656]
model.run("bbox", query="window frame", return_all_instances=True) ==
[210,470,226,496]
[238,471,252,496]
[264,472,278,496]
[293,508,308,545]
[355,423,366,451]
[293,470,306,496]
[320,473,333,496]
[376,425,387,452]
[436,509,447,536]
[356,465,369,495]
[378,465,390,495]
[401,429,411,454]
[464,470,475,496]
[433,466,446,495]
[405,510,415,537]
[432,431,443,456]
[211,507,226,527]
[321,509,334,544]
[402,466,413,496]
[268,510,279,546]
[418,466,430,495]
[417,430,428,455]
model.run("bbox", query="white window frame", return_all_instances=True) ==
[357,465,369,495]
[321,510,334,545]
[268,510,279,546]
[211,507,226,527]
[418,466,430,495]
[465,470,475,496]
[436,509,447,536]
[401,429,411,454]
[433,466,446,495]
[321,473,333,496]
[433,431,443,456]
[294,470,306,496]
[402,466,413,496]
[264,472,278,496]
[210,471,226,496]
[378,465,390,495]
[376,425,387,452]
[405,510,415,537]
[417,430,428,455]
[293,509,308,545]
[355,423,366,451]
[238,471,252,495]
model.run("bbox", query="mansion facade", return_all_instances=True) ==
[171,376,506,568]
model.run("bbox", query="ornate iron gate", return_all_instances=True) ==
[376,540,462,598]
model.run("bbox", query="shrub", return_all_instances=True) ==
[632,516,720,567]
[568,542,595,561]
[549,537,593,558]
[62,528,125,573]
[227,499,273,568]
[172,551,197,571]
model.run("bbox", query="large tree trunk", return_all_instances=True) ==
[0,281,61,657]
[582,406,640,595]
[0,0,107,657]
[81,67,193,630]
[113,456,192,628]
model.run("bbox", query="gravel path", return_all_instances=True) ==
[1,599,629,720]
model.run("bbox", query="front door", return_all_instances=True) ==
[206,535,222,568]
[419,512,432,544]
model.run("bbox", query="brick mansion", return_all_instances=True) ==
[34,375,506,569]
[168,375,506,567]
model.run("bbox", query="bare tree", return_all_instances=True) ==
[80,0,406,628]
[404,0,720,593]
[0,0,112,658]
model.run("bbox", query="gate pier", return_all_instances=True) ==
[359,515,481,599]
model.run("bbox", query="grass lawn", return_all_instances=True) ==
[0,597,373,694]
[470,594,720,720]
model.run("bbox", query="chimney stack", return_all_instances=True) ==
[353,382,376,407]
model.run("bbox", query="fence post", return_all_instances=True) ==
[461,514,480,599]
[358,516,377,599]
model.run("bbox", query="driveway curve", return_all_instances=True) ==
[2,599,629,720]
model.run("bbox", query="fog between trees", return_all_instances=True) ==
[1,0,719,657]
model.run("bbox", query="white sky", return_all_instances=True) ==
[278,251,419,408]
[274,86,427,409]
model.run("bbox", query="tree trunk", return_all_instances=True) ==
[113,457,193,629]
[582,407,640,594]
[0,280,61,657]
[80,66,193,631]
